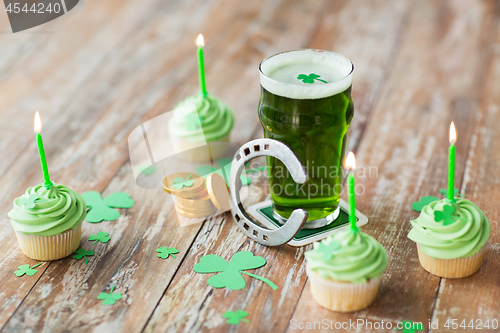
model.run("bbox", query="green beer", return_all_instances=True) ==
[258,49,354,226]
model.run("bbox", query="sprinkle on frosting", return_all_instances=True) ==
[169,93,234,143]
[305,230,387,284]
[408,198,490,259]
[8,183,87,237]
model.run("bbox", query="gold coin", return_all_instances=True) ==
[175,203,216,217]
[163,172,204,195]
[176,193,211,205]
[207,173,231,212]
[175,199,215,212]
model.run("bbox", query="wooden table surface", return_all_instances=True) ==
[1,0,499,332]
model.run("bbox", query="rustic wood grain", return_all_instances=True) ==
[0,0,499,332]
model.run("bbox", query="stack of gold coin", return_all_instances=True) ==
[163,172,217,218]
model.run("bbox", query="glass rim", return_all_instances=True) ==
[258,48,354,87]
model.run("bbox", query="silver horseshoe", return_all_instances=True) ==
[229,138,309,246]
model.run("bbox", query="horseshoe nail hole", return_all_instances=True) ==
[253,230,258,237]
[254,145,260,152]
[263,235,268,241]
[264,144,270,150]
[235,214,240,222]
[236,154,241,161]
[243,223,249,230]
[244,148,251,156]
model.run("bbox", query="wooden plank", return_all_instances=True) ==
[142,1,414,332]
[289,0,498,332]
[429,4,500,332]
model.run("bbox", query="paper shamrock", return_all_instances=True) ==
[297,73,327,84]
[156,247,179,259]
[222,310,250,325]
[88,231,111,245]
[193,251,278,290]
[14,263,42,277]
[439,188,465,197]
[97,286,121,305]
[18,194,40,209]
[82,191,135,223]
[73,248,95,264]
[433,204,467,225]
[393,320,424,333]
[195,158,251,187]
[171,175,194,189]
[138,165,157,176]
[317,240,341,261]
[411,196,439,212]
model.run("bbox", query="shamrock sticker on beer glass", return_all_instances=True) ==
[297,73,327,84]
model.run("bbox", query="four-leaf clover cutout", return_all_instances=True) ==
[193,251,278,290]
[171,175,194,189]
[223,310,250,325]
[82,191,135,223]
[156,247,179,259]
[14,263,42,277]
[317,240,341,260]
[297,73,327,84]
[73,248,95,264]
[18,194,41,209]
[88,231,111,245]
[97,286,122,305]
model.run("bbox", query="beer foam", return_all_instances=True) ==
[259,49,353,99]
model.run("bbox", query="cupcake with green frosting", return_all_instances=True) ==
[8,183,87,261]
[408,198,490,278]
[168,93,234,162]
[304,229,388,312]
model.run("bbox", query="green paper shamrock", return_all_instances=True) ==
[156,247,179,259]
[394,320,424,333]
[195,158,251,187]
[14,263,42,277]
[317,240,341,261]
[82,191,135,223]
[88,231,111,245]
[97,286,121,305]
[18,194,40,209]
[73,248,95,264]
[138,165,157,176]
[297,73,327,84]
[193,251,278,290]
[411,196,439,212]
[223,310,250,325]
[434,204,458,225]
[439,188,465,198]
[171,175,194,189]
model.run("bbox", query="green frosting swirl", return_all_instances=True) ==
[305,230,388,284]
[169,93,234,142]
[8,183,87,237]
[408,198,490,259]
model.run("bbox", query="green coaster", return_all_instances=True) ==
[246,199,368,246]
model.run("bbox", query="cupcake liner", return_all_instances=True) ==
[14,221,82,261]
[416,244,487,278]
[171,134,230,162]
[306,267,381,312]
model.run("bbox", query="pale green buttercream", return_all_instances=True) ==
[8,183,87,236]
[305,230,388,284]
[408,198,490,259]
[169,93,234,142]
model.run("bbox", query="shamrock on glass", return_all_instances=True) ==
[193,251,278,290]
[297,73,327,84]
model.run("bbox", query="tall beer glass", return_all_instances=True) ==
[258,49,354,228]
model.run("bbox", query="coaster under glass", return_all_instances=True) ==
[273,206,340,229]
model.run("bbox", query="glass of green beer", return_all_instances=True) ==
[258,49,354,228]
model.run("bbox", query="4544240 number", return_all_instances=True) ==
[5,2,61,14]
[444,319,498,330]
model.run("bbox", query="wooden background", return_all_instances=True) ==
[0,0,499,332]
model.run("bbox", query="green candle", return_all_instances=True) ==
[34,112,52,189]
[346,152,358,233]
[196,34,207,97]
[448,122,456,202]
